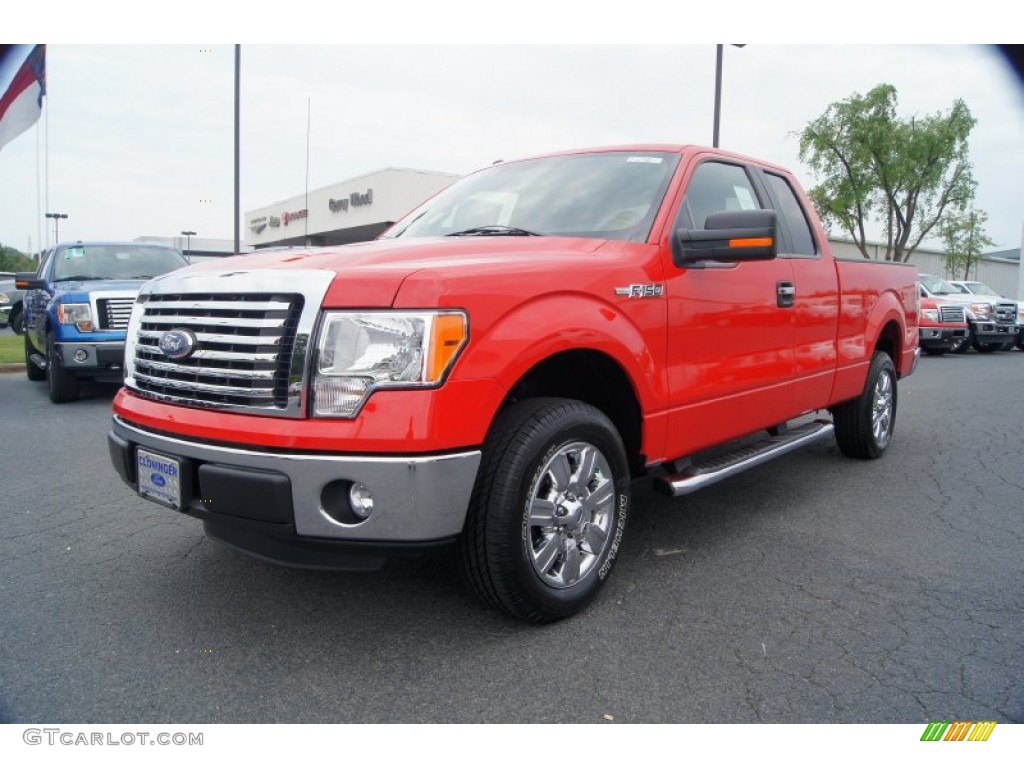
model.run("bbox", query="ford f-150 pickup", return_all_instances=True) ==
[18,241,188,402]
[108,145,919,623]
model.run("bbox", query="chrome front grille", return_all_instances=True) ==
[938,304,966,323]
[995,303,1016,323]
[97,297,134,330]
[131,293,303,411]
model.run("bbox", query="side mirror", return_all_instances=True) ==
[14,272,44,290]
[674,209,778,267]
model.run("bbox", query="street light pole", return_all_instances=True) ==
[45,212,68,243]
[712,44,745,148]
[181,230,196,255]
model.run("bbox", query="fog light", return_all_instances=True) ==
[73,349,88,363]
[349,483,374,519]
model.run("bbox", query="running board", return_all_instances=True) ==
[30,353,47,370]
[652,420,834,497]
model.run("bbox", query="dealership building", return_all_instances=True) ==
[244,168,459,249]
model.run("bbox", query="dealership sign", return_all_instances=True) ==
[329,189,373,213]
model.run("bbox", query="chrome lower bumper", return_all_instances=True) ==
[111,416,481,542]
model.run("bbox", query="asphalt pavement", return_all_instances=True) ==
[1,352,1022,723]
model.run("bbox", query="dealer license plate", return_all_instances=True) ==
[137,449,182,510]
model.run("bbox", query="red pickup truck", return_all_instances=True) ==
[108,145,919,623]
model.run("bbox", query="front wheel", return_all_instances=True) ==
[458,398,630,624]
[830,351,897,460]
[46,332,80,403]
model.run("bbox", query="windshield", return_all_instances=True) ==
[383,151,680,243]
[919,275,960,296]
[959,281,1000,296]
[53,244,187,281]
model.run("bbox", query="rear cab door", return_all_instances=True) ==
[751,166,839,413]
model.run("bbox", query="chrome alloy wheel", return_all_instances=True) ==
[872,368,894,449]
[526,441,615,589]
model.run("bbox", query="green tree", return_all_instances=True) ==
[0,244,37,273]
[941,208,995,280]
[798,83,977,262]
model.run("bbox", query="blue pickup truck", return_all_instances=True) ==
[17,241,189,402]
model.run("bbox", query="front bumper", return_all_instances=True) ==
[918,326,967,351]
[109,416,481,567]
[0,306,10,325]
[55,340,125,375]
[969,320,1016,344]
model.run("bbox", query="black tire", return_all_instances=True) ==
[24,333,45,381]
[9,304,24,335]
[922,347,945,356]
[830,351,897,460]
[46,331,80,403]
[458,398,630,624]
[973,341,998,353]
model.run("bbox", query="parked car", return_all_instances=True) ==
[0,278,25,332]
[948,280,1021,351]
[17,241,188,402]
[108,144,919,623]
[918,292,968,355]
[918,274,1016,353]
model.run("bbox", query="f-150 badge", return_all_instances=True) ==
[615,284,665,298]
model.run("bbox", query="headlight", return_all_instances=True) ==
[311,311,468,418]
[970,303,991,320]
[0,292,9,303]
[921,308,939,322]
[57,302,94,332]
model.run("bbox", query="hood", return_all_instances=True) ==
[172,236,607,307]
[53,278,151,292]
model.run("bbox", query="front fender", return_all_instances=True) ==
[453,292,665,436]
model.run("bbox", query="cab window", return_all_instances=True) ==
[678,162,763,230]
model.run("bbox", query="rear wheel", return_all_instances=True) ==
[458,398,630,623]
[24,333,45,381]
[9,304,24,335]
[46,331,80,403]
[831,351,897,460]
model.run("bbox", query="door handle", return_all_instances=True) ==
[777,281,795,308]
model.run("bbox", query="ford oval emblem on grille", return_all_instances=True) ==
[158,329,197,360]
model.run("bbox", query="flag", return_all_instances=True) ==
[0,44,46,153]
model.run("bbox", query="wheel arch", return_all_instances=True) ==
[503,348,645,476]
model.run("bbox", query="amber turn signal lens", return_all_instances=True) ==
[728,237,773,249]
[426,314,467,382]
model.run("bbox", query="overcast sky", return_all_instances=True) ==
[2,15,1022,255]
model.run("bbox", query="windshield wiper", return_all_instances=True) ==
[446,225,540,237]
[56,275,102,281]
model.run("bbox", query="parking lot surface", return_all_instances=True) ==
[1,352,1022,723]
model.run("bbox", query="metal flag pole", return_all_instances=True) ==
[234,44,241,255]
[305,97,311,247]
[36,115,42,260]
